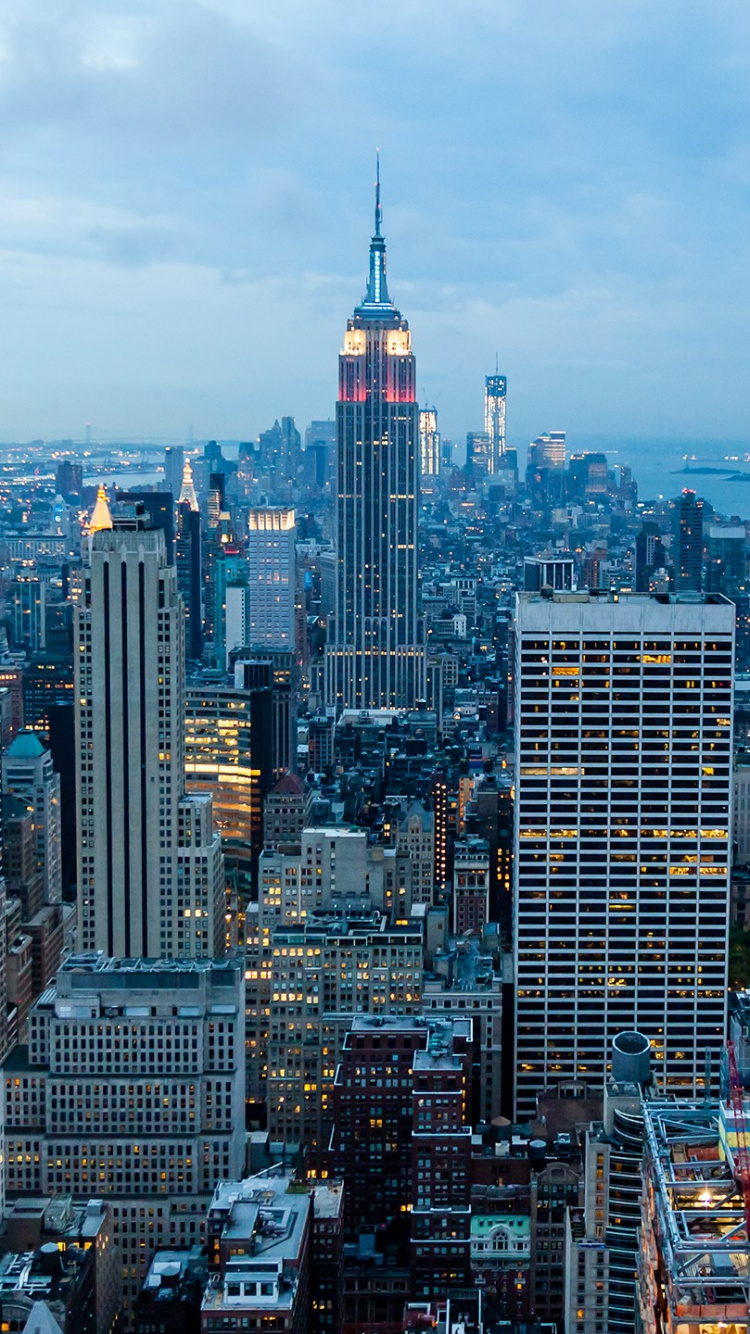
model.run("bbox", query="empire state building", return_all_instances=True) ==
[326,170,425,709]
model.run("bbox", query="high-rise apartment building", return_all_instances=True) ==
[247,507,296,651]
[3,953,245,1314]
[75,509,224,958]
[326,170,424,709]
[484,373,507,469]
[513,590,733,1117]
[419,407,441,476]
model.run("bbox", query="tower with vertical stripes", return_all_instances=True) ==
[326,163,425,708]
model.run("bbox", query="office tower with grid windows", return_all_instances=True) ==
[513,589,734,1117]
[75,506,224,959]
[247,506,296,651]
[326,166,424,709]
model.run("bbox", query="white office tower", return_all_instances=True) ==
[247,507,296,651]
[3,953,245,1312]
[2,731,62,904]
[75,515,224,958]
[514,590,734,1117]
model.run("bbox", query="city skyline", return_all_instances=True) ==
[0,2,748,446]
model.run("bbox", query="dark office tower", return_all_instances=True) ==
[635,523,667,592]
[484,373,507,469]
[677,488,703,591]
[203,472,228,648]
[47,704,76,895]
[305,420,335,489]
[176,461,203,662]
[55,459,83,502]
[163,445,184,503]
[115,490,175,562]
[466,431,492,477]
[326,165,425,709]
[235,651,295,780]
[706,523,746,595]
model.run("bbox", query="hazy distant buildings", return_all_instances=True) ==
[419,407,441,476]
[528,431,566,471]
[326,173,425,710]
[484,373,507,468]
[176,460,203,662]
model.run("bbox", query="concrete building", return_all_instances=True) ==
[0,1197,119,1334]
[514,590,734,1117]
[246,507,296,652]
[75,514,224,958]
[329,1014,473,1301]
[246,911,423,1155]
[202,1169,311,1334]
[3,731,62,907]
[423,940,503,1122]
[262,775,313,851]
[452,838,490,935]
[3,954,245,1315]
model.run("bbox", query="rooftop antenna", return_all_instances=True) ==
[374,148,382,237]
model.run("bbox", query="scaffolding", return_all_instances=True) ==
[638,1099,750,1333]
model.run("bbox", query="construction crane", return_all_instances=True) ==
[726,1041,750,1240]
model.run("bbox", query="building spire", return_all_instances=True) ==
[89,483,113,534]
[375,148,382,238]
[363,151,390,307]
[179,458,199,512]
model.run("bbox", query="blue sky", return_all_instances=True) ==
[0,0,748,449]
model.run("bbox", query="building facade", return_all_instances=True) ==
[326,172,425,709]
[3,954,245,1314]
[75,515,224,958]
[514,590,734,1116]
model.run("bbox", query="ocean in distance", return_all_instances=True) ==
[571,435,750,521]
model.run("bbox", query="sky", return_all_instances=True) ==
[0,0,749,451]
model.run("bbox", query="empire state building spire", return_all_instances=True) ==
[326,169,425,711]
[361,151,391,311]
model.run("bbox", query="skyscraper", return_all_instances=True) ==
[176,459,203,662]
[419,407,441,476]
[75,503,224,958]
[326,165,425,709]
[247,506,296,651]
[677,488,704,591]
[484,373,507,469]
[513,589,733,1117]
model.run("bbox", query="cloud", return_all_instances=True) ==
[0,0,747,442]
